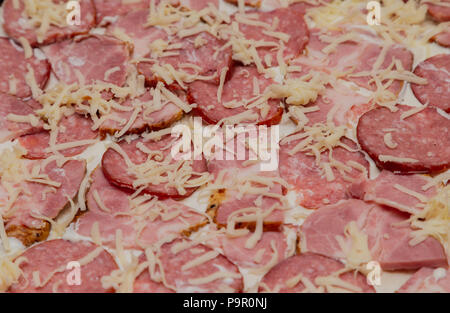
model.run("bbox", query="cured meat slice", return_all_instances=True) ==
[434,30,450,47]
[3,0,96,47]
[426,0,450,22]
[230,6,309,67]
[0,38,50,98]
[259,253,375,293]
[94,0,150,25]
[351,170,437,215]
[102,135,208,199]
[19,113,98,159]
[9,239,118,293]
[291,28,413,94]
[133,255,174,293]
[357,105,450,174]
[3,159,86,246]
[206,128,285,227]
[279,136,369,209]
[0,94,43,143]
[42,35,129,86]
[179,0,219,10]
[286,80,372,127]
[220,229,294,270]
[411,54,450,113]
[75,167,206,249]
[106,9,168,58]
[398,267,450,293]
[188,65,283,125]
[138,32,232,86]
[155,238,244,292]
[99,89,183,137]
[300,199,447,270]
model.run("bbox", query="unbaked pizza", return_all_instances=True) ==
[0,0,449,293]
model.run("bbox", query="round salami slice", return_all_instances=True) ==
[102,135,208,199]
[3,0,96,47]
[9,239,118,293]
[357,105,450,174]
[106,9,168,59]
[0,38,50,98]
[99,89,184,137]
[19,113,98,159]
[42,35,130,86]
[0,93,43,143]
[426,0,450,22]
[411,54,450,113]
[188,65,283,125]
[138,31,232,86]
[155,238,243,293]
[259,253,375,293]
[75,167,207,249]
[231,6,309,67]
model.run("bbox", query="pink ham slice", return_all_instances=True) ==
[411,54,450,113]
[259,253,375,293]
[300,199,447,270]
[4,159,86,230]
[138,32,232,86]
[106,9,168,58]
[179,0,219,10]
[398,267,450,293]
[351,170,437,215]
[155,238,244,293]
[357,105,450,174]
[94,0,150,25]
[206,129,285,227]
[133,255,174,293]
[75,167,206,249]
[426,0,450,22]
[279,137,369,209]
[0,38,50,98]
[42,35,129,86]
[291,28,413,94]
[9,239,118,293]
[19,113,98,159]
[102,135,208,199]
[231,6,309,67]
[287,80,372,127]
[99,89,183,137]
[3,0,96,47]
[220,230,292,270]
[0,94,44,143]
[188,65,283,126]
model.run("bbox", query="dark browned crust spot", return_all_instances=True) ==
[6,222,51,247]
[225,0,261,8]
